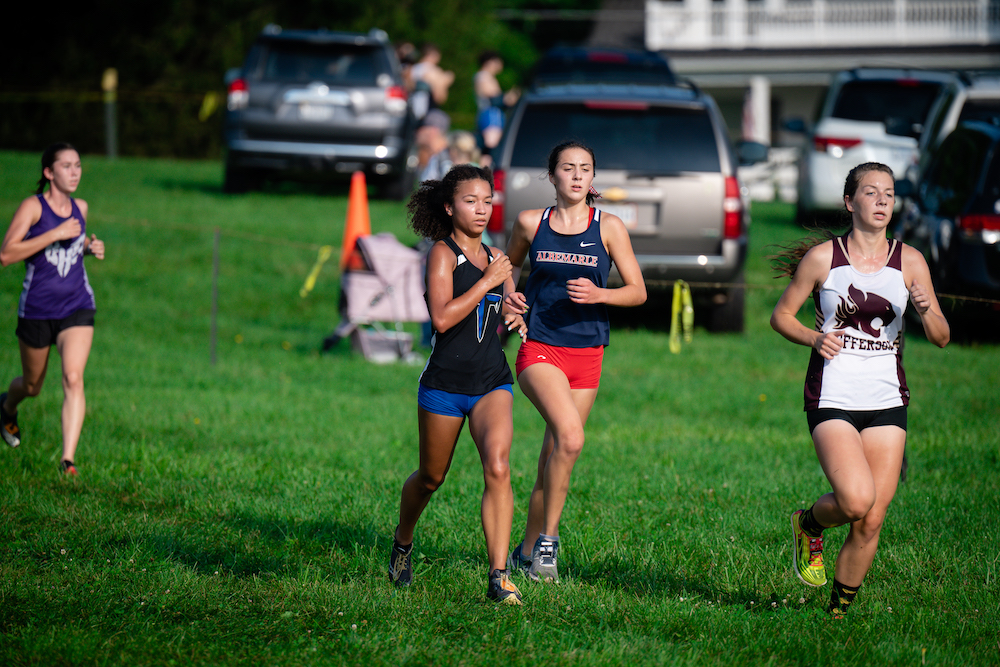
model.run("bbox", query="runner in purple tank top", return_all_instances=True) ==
[0,143,106,476]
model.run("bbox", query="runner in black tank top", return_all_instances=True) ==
[389,165,528,605]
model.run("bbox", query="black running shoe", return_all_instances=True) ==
[388,536,413,587]
[1,393,20,448]
[487,569,522,605]
[507,540,531,576]
[61,460,78,476]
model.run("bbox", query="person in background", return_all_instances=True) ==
[474,50,519,166]
[0,142,106,476]
[410,43,455,120]
[417,109,452,183]
[770,161,949,618]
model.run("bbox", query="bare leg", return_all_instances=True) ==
[810,419,906,587]
[832,426,905,587]
[5,340,51,412]
[467,388,514,571]
[517,363,598,550]
[396,408,464,545]
[55,326,93,464]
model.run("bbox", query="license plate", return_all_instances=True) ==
[598,203,638,229]
[299,104,334,121]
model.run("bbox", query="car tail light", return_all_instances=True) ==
[958,214,1000,233]
[587,51,628,63]
[385,85,407,115]
[813,136,862,155]
[488,169,505,233]
[584,101,649,111]
[227,78,248,111]
[723,176,743,239]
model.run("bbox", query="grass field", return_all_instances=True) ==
[0,151,997,666]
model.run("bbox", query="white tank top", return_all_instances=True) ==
[804,235,910,411]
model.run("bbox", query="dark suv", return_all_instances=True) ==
[223,25,414,197]
[488,81,761,332]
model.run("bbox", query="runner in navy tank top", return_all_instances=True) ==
[771,162,948,618]
[503,141,647,583]
[1,143,105,476]
[390,164,528,605]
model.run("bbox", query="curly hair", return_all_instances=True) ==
[771,162,895,278]
[407,164,494,240]
[547,141,598,206]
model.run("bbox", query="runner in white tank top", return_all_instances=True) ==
[771,163,949,619]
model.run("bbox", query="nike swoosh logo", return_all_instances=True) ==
[580,242,595,247]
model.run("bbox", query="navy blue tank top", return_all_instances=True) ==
[418,237,514,395]
[18,195,95,320]
[523,207,611,348]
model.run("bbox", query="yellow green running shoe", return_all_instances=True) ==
[791,510,826,587]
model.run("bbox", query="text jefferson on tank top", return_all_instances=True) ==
[523,207,611,348]
[804,235,910,411]
[18,195,96,320]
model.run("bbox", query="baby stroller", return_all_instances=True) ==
[323,233,429,363]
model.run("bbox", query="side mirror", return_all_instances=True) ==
[782,117,806,134]
[895,179,915,199]
[736,140,769,166]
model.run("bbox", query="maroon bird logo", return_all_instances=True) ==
[834,284,896,337]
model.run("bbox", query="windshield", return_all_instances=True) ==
[831,80,943,138]
[259,42,385,86]
[510,103,721,173]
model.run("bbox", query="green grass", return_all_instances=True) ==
[0,152,998,666]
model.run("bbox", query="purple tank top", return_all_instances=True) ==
[18,195,96,319]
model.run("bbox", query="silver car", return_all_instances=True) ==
[223,26,414,198]
[488,83,761,332]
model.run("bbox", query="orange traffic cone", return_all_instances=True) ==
[341,171,372,271]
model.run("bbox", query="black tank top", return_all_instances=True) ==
[418,237,514,395]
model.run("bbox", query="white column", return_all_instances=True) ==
[728,0,747,49]
[750,75,771,145]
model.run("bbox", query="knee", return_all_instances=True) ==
[853,511,886,542]
[555,428,585,460]
[62,369,84,393]
[22,379,44,397]
[416,470,447,495]
[482,458,510,486]
[838,492,876,523]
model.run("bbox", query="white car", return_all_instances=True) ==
[797,68,956,223]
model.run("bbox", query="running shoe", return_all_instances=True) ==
[507,540,531,576]
[61,460,78,477]
[1,393,20,448]
[528,534,560,583]
[791,510,826,587]
[486,569,523,605]
[388,536,413,587]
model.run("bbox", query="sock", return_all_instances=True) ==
[799,507,825,538]
[828,579,861,617]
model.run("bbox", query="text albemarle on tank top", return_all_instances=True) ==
[18,195,95,320]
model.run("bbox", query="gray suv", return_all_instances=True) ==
[488,82,761,331]
[223,26,414,197]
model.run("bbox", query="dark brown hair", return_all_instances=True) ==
[36,142,77,195]
[548,141,598,206]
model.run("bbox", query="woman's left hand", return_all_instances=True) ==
[566,277,602,304]
[504,313,527,342]
[86,234,105,260]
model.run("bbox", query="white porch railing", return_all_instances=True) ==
[646,0,1000,51]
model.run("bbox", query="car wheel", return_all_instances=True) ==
[707,271,745,333]
[222,158,261,194]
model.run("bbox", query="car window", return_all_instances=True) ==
[922,130,990,216]
[958,98,1000,123]
[970,142,1000,213]
[259,42,385,85]
[510,103,721,173]
[922,87,956,147]
[831,80,943,138]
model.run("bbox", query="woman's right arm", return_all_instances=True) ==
[0,197,80,267]
[770,243,845,360]
[426,242,512,333]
